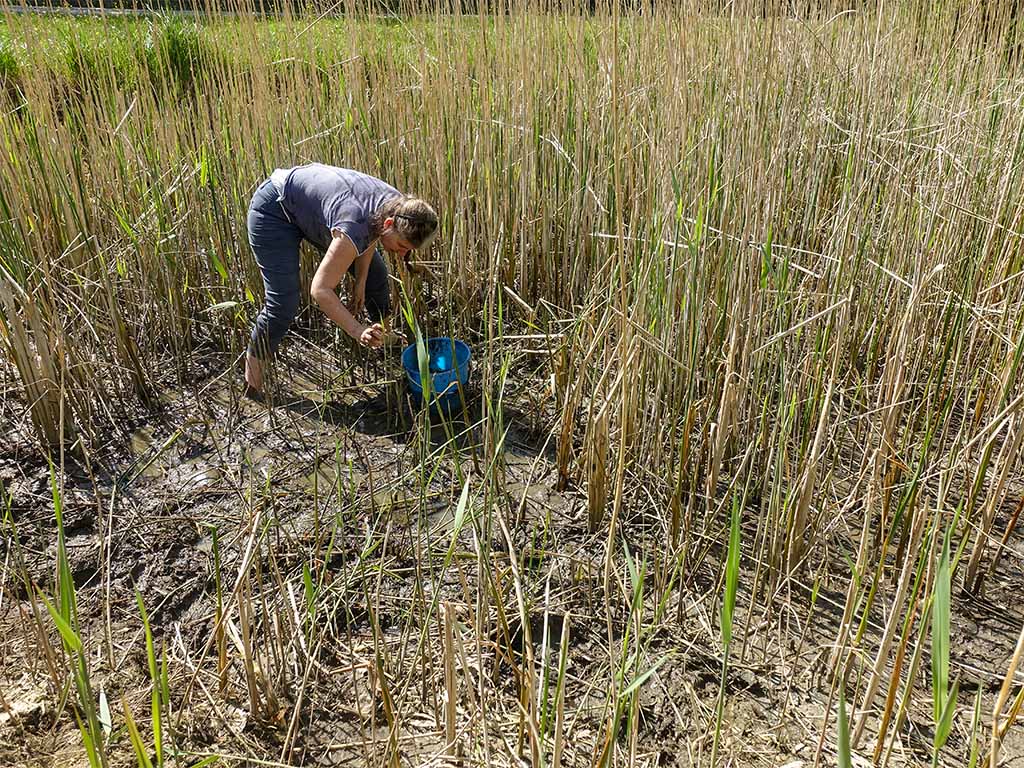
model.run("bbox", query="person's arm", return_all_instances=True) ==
[349,247,374,316]
[311,232,383,348]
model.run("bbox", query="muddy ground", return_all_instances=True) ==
[1,337,1023,767]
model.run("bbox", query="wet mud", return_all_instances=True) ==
[0,343,1022,767]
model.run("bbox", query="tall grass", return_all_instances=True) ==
[1,1,1024,766]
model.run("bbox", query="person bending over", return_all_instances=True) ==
[244,163,438,395]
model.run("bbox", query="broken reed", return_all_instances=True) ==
[1,1,1024,764]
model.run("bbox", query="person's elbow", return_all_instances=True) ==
[310,283,332,307]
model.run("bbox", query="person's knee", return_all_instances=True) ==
[265,287,300,329]
[250,290,298,356]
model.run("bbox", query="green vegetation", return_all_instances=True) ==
[1,2,1024,766]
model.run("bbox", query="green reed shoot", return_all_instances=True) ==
[41,462,107,768]
[711,493,741,765]
[121,697,153,768]
[932,531,958,767]
[838,682,853,768]
[967,688,983,768]
[135,590,166,766]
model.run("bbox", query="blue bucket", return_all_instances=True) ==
[401,337,472,414]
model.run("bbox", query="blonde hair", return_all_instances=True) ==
[371,195,438,249]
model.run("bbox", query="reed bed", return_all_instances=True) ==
[1,2,1023,766]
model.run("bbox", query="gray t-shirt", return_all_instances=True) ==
[270,164,400,253]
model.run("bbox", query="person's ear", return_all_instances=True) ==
[383,216,395,232]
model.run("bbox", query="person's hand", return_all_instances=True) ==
[349,278,367,316]
[358,322,384,349]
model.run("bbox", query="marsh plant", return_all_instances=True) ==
[1,1,1023,766]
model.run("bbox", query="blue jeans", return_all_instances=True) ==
[247,179,391,358]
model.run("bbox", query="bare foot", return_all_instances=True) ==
[245,353,264,395]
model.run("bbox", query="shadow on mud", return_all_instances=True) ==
[281,386,554,462]
[282,392,407,438]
